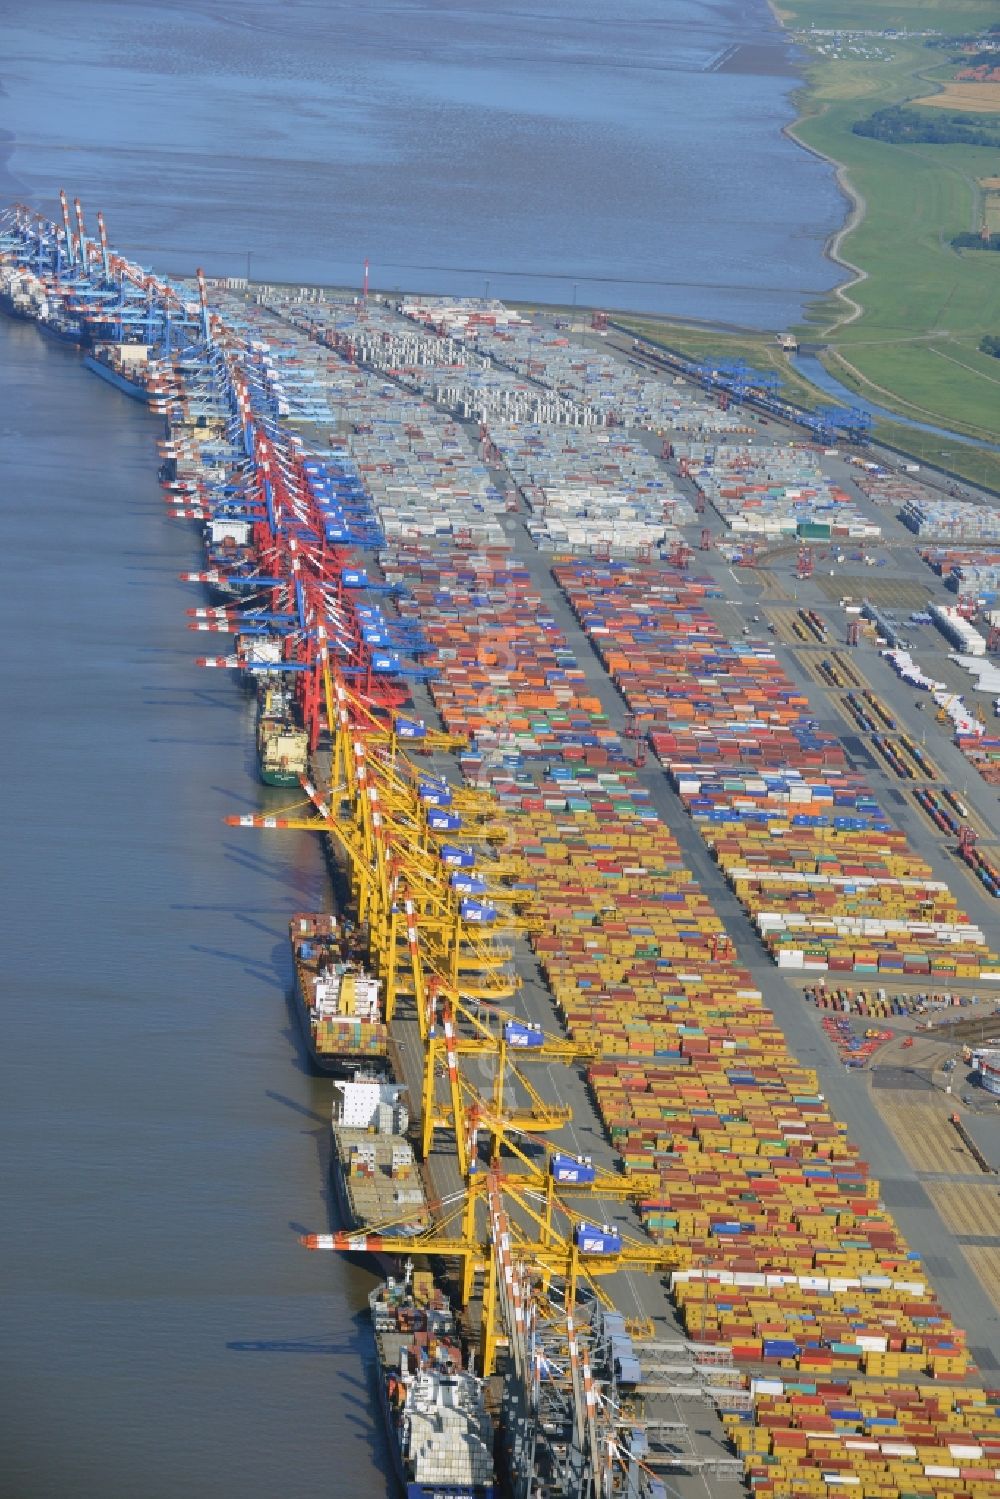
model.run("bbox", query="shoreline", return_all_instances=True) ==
[763,0,869,327]
[759,6,1000,457]
[784,124,869,330]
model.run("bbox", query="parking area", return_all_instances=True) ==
[812,573,934,611]
[872,1093,986,1175]
[957,1246,1000,1315]
[927,1182,1000,1238]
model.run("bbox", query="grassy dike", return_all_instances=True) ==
[613,312,1000,492]
[611,1,1000,492]
[777,0,1000,441]
[613,318,826,410]
[872,420,1000,490]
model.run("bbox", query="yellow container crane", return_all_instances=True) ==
[302,1168,690,1377]
[228,663,566,1165]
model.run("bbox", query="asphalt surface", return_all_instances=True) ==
[305,309,1000,1493]
[487,433,1000,1369]
[376,542,748,1495]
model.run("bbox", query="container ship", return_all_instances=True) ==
[256,681,308,787]
[0,266,49,322]
[239,633,285,675]
[205,517,257,595]
[38,303,86,345]
[290,913,389,1074]
[331,1076,430,1241]
[82,343,155,402]
[371,1263,495,1499]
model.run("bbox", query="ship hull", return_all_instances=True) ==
[254,755,301,791]
[38,318,84,346]
[205,569,254,603]
[259,763,302,787]
[291,975,388,1078]
[83,353,150,403]
[328,1148,398,1273]
[0,292,35,323]
[330,1144,355,1226]
[291,988,356,1074]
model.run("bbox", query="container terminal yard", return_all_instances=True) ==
[5,198,1000,1499]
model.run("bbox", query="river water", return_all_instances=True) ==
[0,318,390,1499]
[0,5,848,1492]
[0,0,845,324]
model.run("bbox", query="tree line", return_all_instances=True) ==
[853,105,1000,148]
[952,232,1000,250]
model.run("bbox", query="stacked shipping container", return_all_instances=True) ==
[901,496,1000,543]
[381,534,992,1493]
[485,423,695,554]
[554,560,998,980]
[215,291,997,1495]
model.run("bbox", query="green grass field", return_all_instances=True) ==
[777,0,1000,441]
[777,0,996,34]
[872,420,1000,491]
[533,8,1000,495]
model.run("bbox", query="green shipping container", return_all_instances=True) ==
[797,521,831,540]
